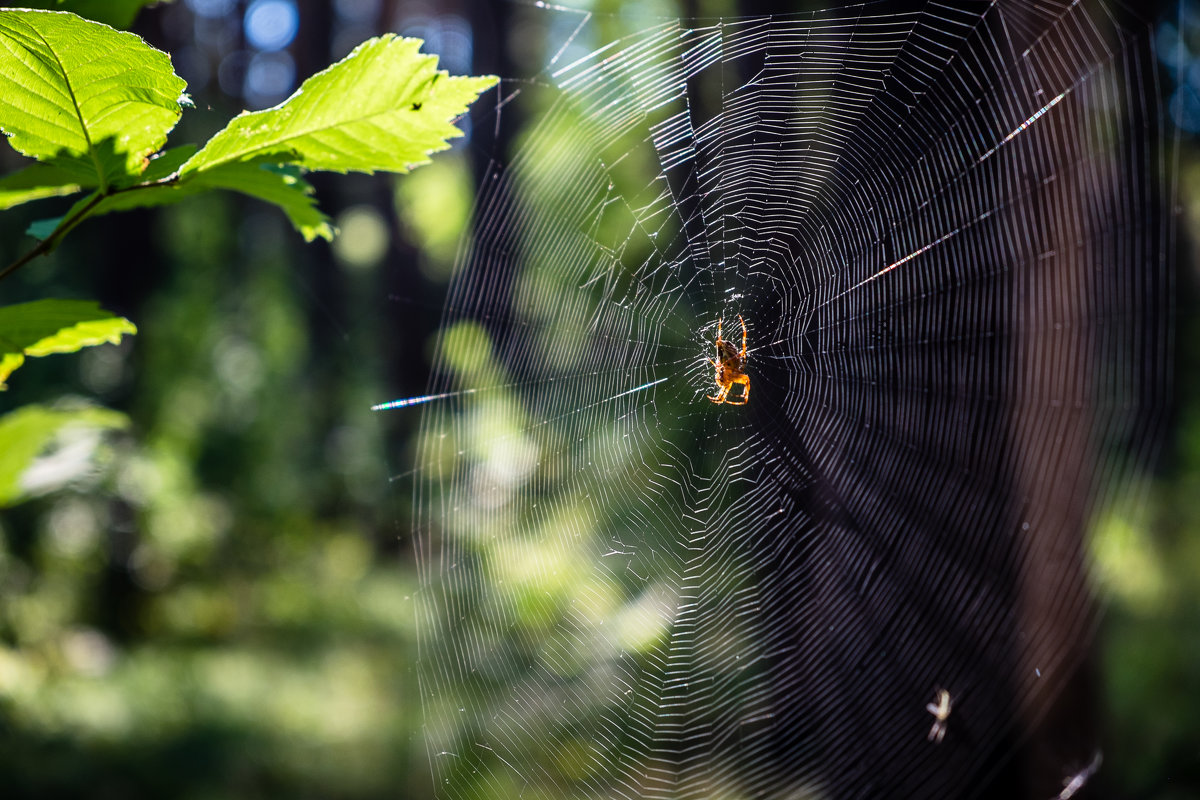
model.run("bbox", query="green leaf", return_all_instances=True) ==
[13,1,170,30]
[25,215,63,241]
[138,143,196,180]
[0,403,127,507]
[194,162,335,242]
[28,146,195,244]
[0,298,136,387]
[0,9,187,187]
[31,189,97,246]
[0,161,84,210]
[182,35,497,177]
[0,352,22,381]
[80,156,335,242]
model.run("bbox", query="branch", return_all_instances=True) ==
[0,174,179,285]
[0,192,104,284]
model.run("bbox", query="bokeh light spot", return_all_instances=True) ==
[442,321,491,377]
[185,0,236,18]
[394,155,473,280]
[244,50,296,108]
[335,0,381,24]
[244,0,299,52]
[332,206,389,271]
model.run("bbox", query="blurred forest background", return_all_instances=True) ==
[0,0,1196,798]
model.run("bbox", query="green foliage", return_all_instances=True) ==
[0,7,496,512]
[0,9,186,188]
[0,162,82,210]
[12,0,168,29]
[80,153,334,242]
[182,36,497,177]
[0,193,419,797]
[0,299,136,387]
[0,10,496,250]
[0,403,126,506]
[0,6,495,795]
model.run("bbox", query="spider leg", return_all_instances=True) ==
[726,381,748,405]
[737,314,747,359]
[708,383,728,403]
[707,359,721,402]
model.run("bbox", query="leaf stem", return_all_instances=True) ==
[0,191,105,284]
[0,174,180,286]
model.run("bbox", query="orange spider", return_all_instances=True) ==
[708,314,750,406]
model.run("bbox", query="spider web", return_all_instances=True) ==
[405,1,1174,798]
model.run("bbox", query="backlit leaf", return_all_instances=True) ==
[0,9,187,187]
[0,299,136,386]
[32,146,196,243]
[0,161,83,210]
[182,35,496,177]
[84,157,334,242]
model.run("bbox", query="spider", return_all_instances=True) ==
[926,688,952,743]
[708,314,750,406]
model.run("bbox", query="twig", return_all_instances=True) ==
[0,173,180,285]
[0,191,105,283]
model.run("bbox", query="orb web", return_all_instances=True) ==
[407,2,1173,798]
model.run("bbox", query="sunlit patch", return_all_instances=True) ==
[613,585,674,655]
[394,154,475,279]
[442,320,491,377]
[1090,507,1167,611]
